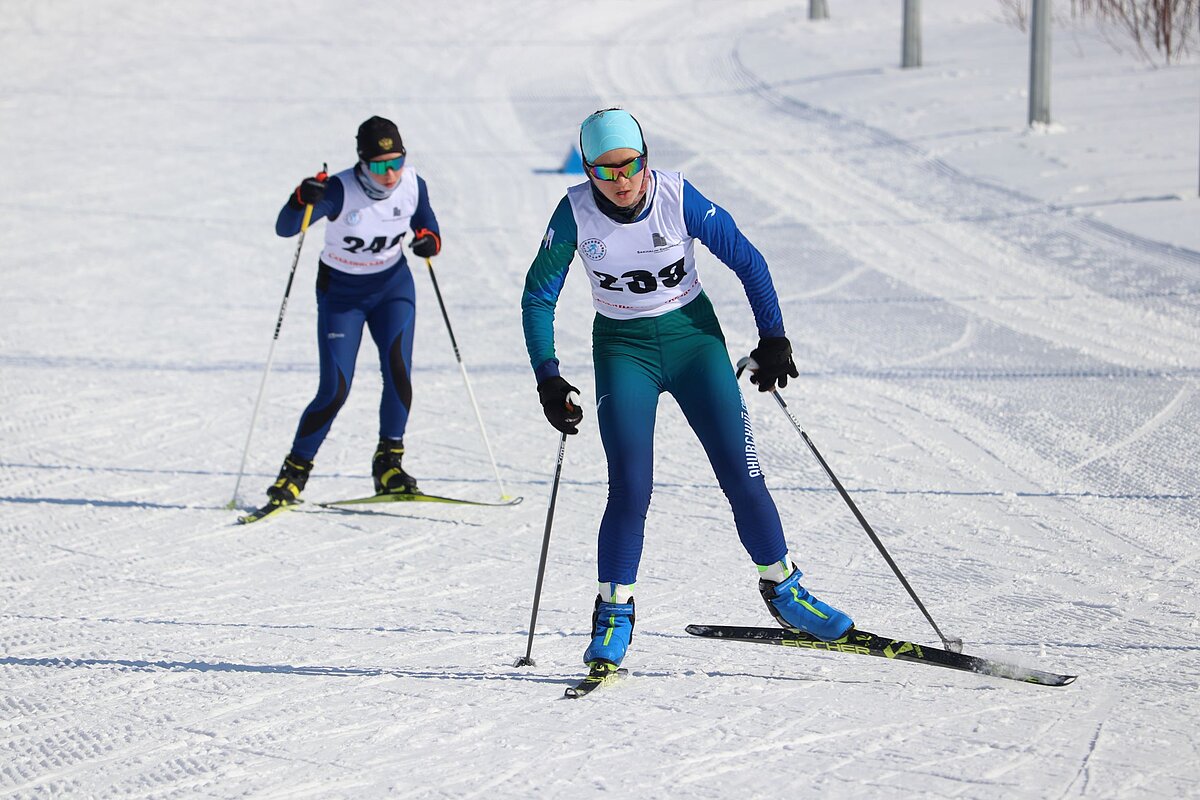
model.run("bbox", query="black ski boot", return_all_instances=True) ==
[372,438,419,495]
[266,453,313,504]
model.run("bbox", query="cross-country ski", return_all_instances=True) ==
[685,625,1076,687]
[320,491,522,509]
[563,662,629,698]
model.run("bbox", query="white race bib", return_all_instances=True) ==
[567,170,701,319]
[320,166,421,275]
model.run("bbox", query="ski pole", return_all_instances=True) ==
[423,257,509,500]
[226,166,325,509]
[736,357,963,653]
[514,399,578,668]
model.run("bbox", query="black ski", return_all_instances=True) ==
[564,661,628,698]
[236,498,299,525]
[685,625,1075,687]
[319,491,522,509]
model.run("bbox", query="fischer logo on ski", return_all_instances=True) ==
[778,638,872,656]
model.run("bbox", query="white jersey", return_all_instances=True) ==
[566,170,701,320]
[319,166,421,275]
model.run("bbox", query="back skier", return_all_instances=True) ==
[257,115,441,515]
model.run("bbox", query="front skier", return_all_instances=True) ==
[520,108,854,676]
[259,115,441,513]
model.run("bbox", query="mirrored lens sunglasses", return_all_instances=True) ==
[586,154,646,182]
[365,155,406,175]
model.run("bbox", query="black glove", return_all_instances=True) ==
[747,336,799,392]
[410,228,441,258]
[292,172,328,207]
[537,376,583,435]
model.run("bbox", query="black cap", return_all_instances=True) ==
[356,116,406,160]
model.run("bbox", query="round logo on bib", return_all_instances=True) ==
[580,238,606,261]
[347,210,362,226]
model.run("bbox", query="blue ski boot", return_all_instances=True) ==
[759,570,853,641]
[583,595,635,666]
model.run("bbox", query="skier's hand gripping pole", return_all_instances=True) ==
[537,377,584,435]
[514,391,580,667]
[735,356,963,653]
[226,164,327,509]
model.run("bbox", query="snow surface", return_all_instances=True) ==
[2,1,1198,797]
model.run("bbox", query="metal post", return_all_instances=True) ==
[1029,0,1051,126]
[902,0,922,68]
[809,0,829,21]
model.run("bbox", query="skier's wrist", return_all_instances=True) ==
[534,359,561,384]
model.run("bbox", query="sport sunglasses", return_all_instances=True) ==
[586,154,646,182]
[365,155,406,175]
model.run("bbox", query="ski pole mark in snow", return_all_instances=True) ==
[1058,715,1108,799]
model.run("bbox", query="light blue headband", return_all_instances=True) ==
[580,109,645,163]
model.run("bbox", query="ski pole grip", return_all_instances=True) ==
[566,390,582,410]
[299,203,315,232]
[299,163,329,234]
[735,356,757,379]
